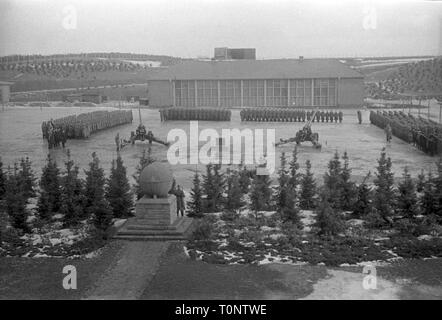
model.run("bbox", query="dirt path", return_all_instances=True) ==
[85,241,170,300]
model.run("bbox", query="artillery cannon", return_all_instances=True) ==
[276,110,322,148]
[116,107,169,151]
[129,124,169,146]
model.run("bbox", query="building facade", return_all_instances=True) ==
[214,47,256,60]
[147,58,364,108]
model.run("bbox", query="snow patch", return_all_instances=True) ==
[113,219,127,228]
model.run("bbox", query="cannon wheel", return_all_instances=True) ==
[295,131,302,144]
[312,132,319,143]
[311,133,321,148]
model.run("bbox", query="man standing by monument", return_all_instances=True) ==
[357,110,362,124]
[175,185,186,217]
[115,162,194,240]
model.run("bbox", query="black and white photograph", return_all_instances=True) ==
[0,0,441,305]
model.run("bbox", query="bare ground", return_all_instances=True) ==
[0,240,123,299]
[141,242,442,300]
[1,240,441,299]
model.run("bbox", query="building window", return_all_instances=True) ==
[243,80,265,107]
[220,80,241,107]
[175,80,195,107]
[196,80,218,107]
[175,80,182,106]
[313,79,336,107]
[175,78,336,107]
[266,79,288,107]
[289,79,312,107]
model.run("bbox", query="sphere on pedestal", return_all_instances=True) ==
[139,162,173,198]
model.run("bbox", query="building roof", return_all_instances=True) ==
[148,58,363,81]
[0,80,14,85]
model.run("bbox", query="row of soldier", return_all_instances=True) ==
[370,110,442,156]
[240,108,343,123]
[159,108,231,121]
[42,110,133,142]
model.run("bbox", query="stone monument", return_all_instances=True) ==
[115,162,194,240]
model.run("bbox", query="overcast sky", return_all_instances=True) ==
[0,0,441,59]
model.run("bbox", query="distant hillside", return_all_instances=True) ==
[0,52,187,66]
[339,56,434,81]
[365,57,442,99]
[0,52,189,93]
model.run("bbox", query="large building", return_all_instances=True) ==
[214,47,256,60]
[146,57,364,108]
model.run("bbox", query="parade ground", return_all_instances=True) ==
[1,104,442,300]
[0,105,439,189]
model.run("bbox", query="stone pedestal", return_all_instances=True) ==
[114,195,195,241]
[135,195,177,226]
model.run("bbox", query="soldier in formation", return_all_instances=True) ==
[370,110,442,156]
[160,108,231,121]
[240,108,344,122]
[42,110,133,146]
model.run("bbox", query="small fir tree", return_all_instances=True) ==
[211,164,226,212]
[106,155,133,219]
[61,150,85,226]
[276,152,290,213]
[434,157,442,220]
[84,152,112,230]
[238,163,251,194]
[416,169,426,193]
[373,148,396,225]
[249,172,273,216]
[0,157,5,200]
[420,171,437,216]
[340,151,357,211]
[4,165,29,232]
[202,163,215,212]
[225,169,243,211]
[288,146,300,193]
[18,157,36,198]
[187,170,204,218]
[397,167,419,219]
[352,172,372,218]
[314,189,344,237]
[323,150,343,209]
[299,160,317,210]
[281,186,300,225]
[93,198,114,232]
[37,154,62,220]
